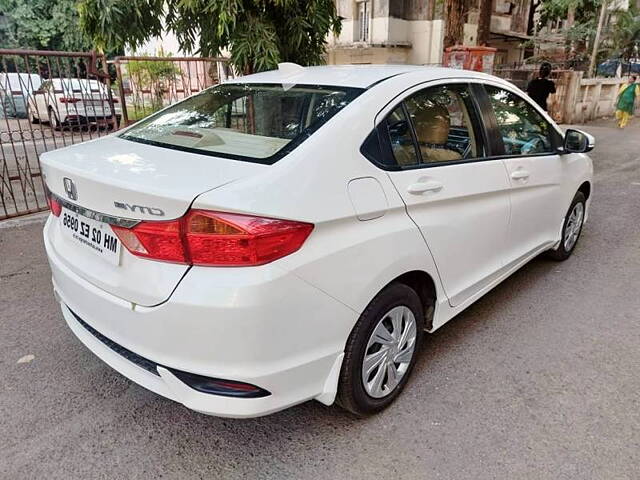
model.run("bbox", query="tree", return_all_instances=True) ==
[444,0,467,48]
[78,0,342,74]
[0,0,92,51]
[606,7,640,60]
[126,55,180,110]
[532,0,634,72]
[527,0,602,65]
[476,0,492,46]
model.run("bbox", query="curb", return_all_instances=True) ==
[0,212,49,229]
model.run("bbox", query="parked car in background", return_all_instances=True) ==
[28,78,120,129]
[597,58,640,77]
[0,72,42,119]
[41,65,594,418]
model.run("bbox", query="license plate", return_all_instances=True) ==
[60,208,121,265]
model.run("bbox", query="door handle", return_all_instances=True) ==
[407,180,443,195]
[511,169,530,180]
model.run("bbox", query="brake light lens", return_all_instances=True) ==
[111,210,313,267]
[59,97,80,103]
[46,190,62,217]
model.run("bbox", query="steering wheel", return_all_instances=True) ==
[521,136,544,155]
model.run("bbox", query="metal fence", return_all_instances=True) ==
[0,49,231,220]
[112,56,232,126]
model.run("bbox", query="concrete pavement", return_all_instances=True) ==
[0,118,638,479]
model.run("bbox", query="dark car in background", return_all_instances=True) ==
[597,59,640,77]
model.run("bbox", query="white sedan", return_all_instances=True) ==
[29,78,120,129]
[41,64,593,418]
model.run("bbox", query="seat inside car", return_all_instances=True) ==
[412,104,462,163]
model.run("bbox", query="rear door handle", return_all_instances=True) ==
[511,169,530,180]
[407,180,443,195]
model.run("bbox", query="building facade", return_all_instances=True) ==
[327,0,534,66]
[327,0,444,65]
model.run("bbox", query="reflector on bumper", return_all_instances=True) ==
[68,306,270,399]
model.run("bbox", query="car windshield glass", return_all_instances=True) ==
[120,83,363,163]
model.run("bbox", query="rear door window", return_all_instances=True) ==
[121,83,363,164]
[386,104,420,167]
[404,84,482,163]
[380,83,484,168]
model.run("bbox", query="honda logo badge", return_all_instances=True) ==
[63,177,77,201]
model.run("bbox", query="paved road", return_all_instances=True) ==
[1,119,638,479]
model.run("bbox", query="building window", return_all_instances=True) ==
[357,1,371,42]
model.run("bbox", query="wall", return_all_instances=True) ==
[568,76,629,124]
[327,0,444,66]
[496,67,629,123]
[408,20,444,65]
[326,46,410,65]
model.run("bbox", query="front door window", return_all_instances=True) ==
[485,86,556,156]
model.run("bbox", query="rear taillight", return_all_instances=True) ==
[46,190,62,217]
[59,97,80,103]
[111,210,313,267]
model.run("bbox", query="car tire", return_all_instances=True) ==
[29,111,40,124]
[48,108,61,131]
[336,283,425,416]
[547,191,586,261]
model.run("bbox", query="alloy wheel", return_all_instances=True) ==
[563,202,584,251]
[361,305,417,399]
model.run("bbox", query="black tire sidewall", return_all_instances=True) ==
[48,108,61,130]
[339,283,424,415]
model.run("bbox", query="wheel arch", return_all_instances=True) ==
[380,270,437,331]
[578,180,591,200]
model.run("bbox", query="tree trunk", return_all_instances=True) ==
[567,5,576,58]
[444,0,467,48]
[588,0,607,78]
[477,0,492,46]
[567,6,575,27]
[426,0,437,21]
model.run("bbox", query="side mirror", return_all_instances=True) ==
[563,128,594,153]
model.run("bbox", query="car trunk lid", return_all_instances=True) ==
[41,136,268,306]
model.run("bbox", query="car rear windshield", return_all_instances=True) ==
[120,83,364,164]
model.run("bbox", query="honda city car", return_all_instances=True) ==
[29,78,120,129]
[41,64,594,417]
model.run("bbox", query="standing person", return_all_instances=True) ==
[526,62,556,111]
[615,76,639,129]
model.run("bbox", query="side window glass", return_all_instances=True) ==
[405,84,481,164]
[385,104,419,167]
[486,86,554,156]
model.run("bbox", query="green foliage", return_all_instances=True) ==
[127,57,180,86]
[0,0,93,51]
[539,0,593,24]
[126,54,180,110]
[77,0,164,53]
[606,8,640,59]
[78,0,342,73]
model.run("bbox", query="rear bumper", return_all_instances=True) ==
[62,114,120,125]
[44,217,356,418]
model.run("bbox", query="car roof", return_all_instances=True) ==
[226,64,497,89]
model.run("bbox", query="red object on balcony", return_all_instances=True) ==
[443,46,497,74]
